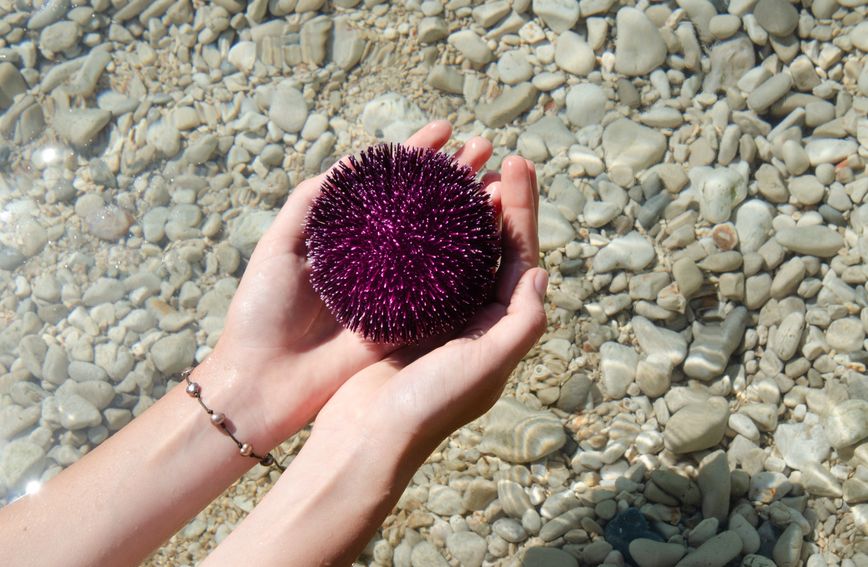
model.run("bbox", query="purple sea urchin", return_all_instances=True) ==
[304,144,500,344]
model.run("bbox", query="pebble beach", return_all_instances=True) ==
[0,0,867,565]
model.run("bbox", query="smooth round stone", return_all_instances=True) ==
[592,232,656,273]
[600,341,638,400]
[445,532,486,567]
[735,199,773,253]
[729,513,761,555]
[565,83,606,127]
[410,541,448,567]
[602,118,666,173]
[630,539,686,567]
[269,85,308,133]
[227,40,256,72]
[774,226,843,257]
[614,7,667,76]
[498,50,533,84]
[774,421,831,470]
[427,484,465,516]
[447,30,492,66]
[805,139,858,166]
[753,0,798,36]
[522,547,579,567]
[479,398,566,463]
[709,14,740,39]
[663,397,729,454]
[673,531,742,567]
[555,31,595,76]
[851,21,868,52]
[539,199,576,251]
[823,399,868,450]
[772,523,803,567]
[0,439,46,488]
[57,393,102,430]
[150,331,196,374]
[532,0,580,32]
[493,518,528,543]
[825,318,865,352]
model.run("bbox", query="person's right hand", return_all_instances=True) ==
[201,121,496,449]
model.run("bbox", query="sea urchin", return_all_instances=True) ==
[304,143,500,344]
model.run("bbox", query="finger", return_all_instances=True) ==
[526,160,539,226]
[494,155,540,304]
[404,120,452,150]
[481,171,500,187]
[485,181,502,221]
[453,137,493,173]
[482,268,547,366]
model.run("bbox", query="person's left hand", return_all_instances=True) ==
[204,121,496,448]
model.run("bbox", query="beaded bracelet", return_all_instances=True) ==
[181,367,285,472]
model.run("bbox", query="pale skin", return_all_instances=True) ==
[0,120,545,567]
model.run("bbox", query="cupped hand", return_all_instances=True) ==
[209,121,496,445]
[311,155,546,454]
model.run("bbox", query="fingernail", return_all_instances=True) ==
[533,269,548,300]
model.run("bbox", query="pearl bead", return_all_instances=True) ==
[210,412,225,426]
[240,443,253,457]
[185,382,200,396]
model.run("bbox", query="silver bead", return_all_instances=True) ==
[185,382,200,396]
[260,454,274,467]
[240,443,253,457]
[210,412,225,426]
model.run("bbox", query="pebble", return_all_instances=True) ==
[823,399,868,450]
[664,397,729,454]
[692,166,747,223]
[632,316,687,366]
[479,398,566,463]
[592,232,656,273]
[522,547,578,567]
[753,0,799,37]
[825,318,865,353]
[150,331,196,374]
[630,539,686,567]
[0,440,46,488]
[539,199,576,251]
[269,85,308,134]
[774,226,843,258]
[565,83,606,127]
[427,485,465,516]
[475,83,539,129]
[674,530,742,567]
[602,119,667,174]
[39,20,79,54]
[555,31,595,76]
[600,342,638,400]
[774,421,831,470]
[410,541,448,567]
[52,107,112,148]
[683,307,749,380]
[445,532,486,567]
[614,7,667,76]
[498,50,533,85]
[448,31,492,66]
[56,393,102,430]
[805,139,858,166]
[697,450,730,523]
[772,523,803,567]
[532,0,579,33]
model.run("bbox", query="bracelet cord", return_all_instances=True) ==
[181,367,285,472]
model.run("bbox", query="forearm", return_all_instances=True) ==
[203,420,426,567]
[0,353,286,567]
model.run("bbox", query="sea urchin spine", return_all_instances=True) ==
[304,143,500,344]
